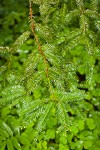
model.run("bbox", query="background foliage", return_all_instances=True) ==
[0,0,100,150]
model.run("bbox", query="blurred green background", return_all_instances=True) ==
[0,0,29,45]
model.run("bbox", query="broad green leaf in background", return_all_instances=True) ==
[45,129,55,140]
[46,117,57,129]
[84,140,92,149]
[69,125,79,135]
[78,120,85,131]
[59,143,69,150]
[42,141,47,149]
[86,118,96,130]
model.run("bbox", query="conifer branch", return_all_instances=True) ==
[90,0,98,11]
[29,0,52,92]
[0,46,10,53]
[0,0,99,139]
[11,31,30,53]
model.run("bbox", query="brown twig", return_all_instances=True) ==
[29,0,50,79]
